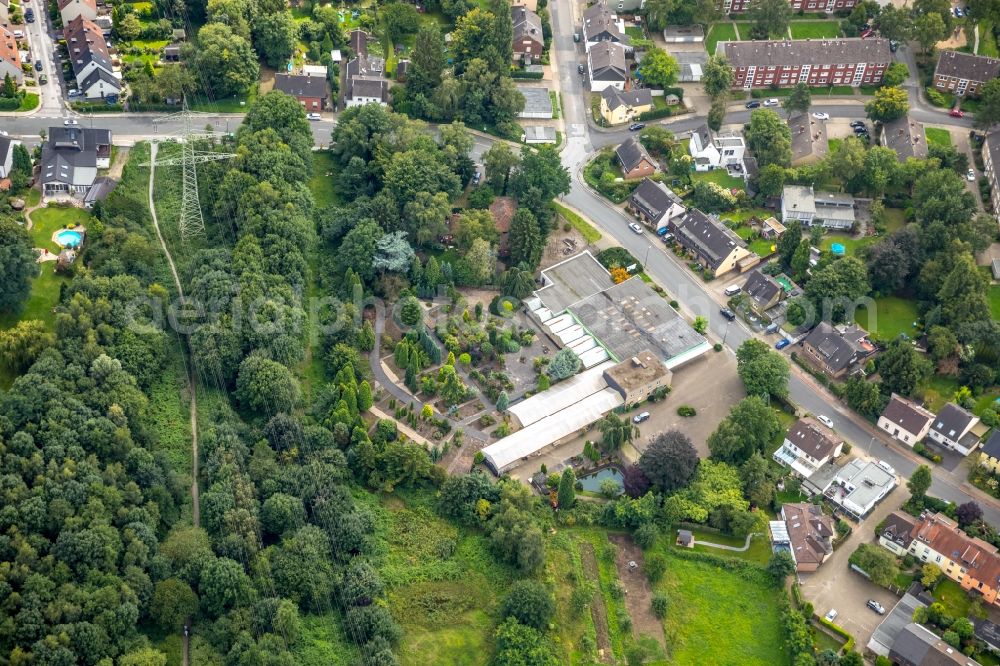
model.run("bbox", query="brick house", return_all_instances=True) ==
[0,25,21,84]
[983,132,1000,218]
[511,5,544,64]
[720,0,856,12]
[615,137,658,180]
[719,38,890,89]
[667,208,753,277]
[800,321,876,378]
[273,73,328,110]
[933,51,1000,97]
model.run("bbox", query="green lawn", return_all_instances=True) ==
[691,169,745,191]
[977,20,999,57]
[884,207,907,234]
[309,151,341,209]
[789,21,841,39]
[819,231,877,258]
[853,295,920,342]
[828,138,842,153]
[625,26,645,40]
[667,527,773,565]
[706,23,738,53]
[989,285,1000,321]
[924,127,952,148]
[934,578,972,620]
[921,375,960,413]
[17,93,39,111]
[657,550,791,666]
[554,202,602,243]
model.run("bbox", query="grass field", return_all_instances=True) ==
[853,295,920,342]
[309,151,341,209]
[990,285,1000,321]
[691,169,745,191]
[978,20,999,57]
[789,21,840,39]
[667,527,772,564]
[924,127,952,148]
[657,550,791,666]
[819,231,877,258]
[706,23,738,53]
[934,578,972,620]
[625,26,645,39]
[554,202,602,243]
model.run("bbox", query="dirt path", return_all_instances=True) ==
[580,541,614,663]
[607,534,666,649]
[107,146,130,180]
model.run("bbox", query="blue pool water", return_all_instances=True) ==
[578,467,624,493]
[56,230,83,247]
[830,243,846,255]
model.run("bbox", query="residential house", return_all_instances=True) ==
[273,73,328,110]
[0,134,13,180]
[781,185,856,230]
[511,5,544,63]
[344,30,388,108]
[587,42,628,92]
[826,458,895,518]
[599,86,651,125]
[720,0,857,12]
[880,117,928,162]
[928,402,981,456]
[801,321,875,378]
[0,0,8,26]
[719,38,891,89]
[788,112,828,166]
[0,26,21,84]
[58,0,97,25]
[879,510,919,556]
[906,512,1000,605]
[687,123,745,171]
[40,126,112,198]
[741,269,783,312]
[878,394,935,447]
[773,417,844,480]
[974,618,1000,654]
[890,623,983,665]
[668,208,754,277]
[615,137,657,180]
[583,1,628,53]
[984,132,1000,220]
[64,16,121,100]
[933,50,1000,97]
[781,503,835,572]
[979,431,1000,475]
[626,177,685,228]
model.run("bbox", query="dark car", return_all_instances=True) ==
[889,40,899,52]
[853,126,869,135]
[25,10,34,21]
[720,308,736,321]
[577,63,585,75]
[471,171,481,186]
[34,60,42,72]
[628,122,645,131]
[775,339,790,350]
[850,120,866,128]
[745,100,761,109]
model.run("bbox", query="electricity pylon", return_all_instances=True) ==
[142,97,235,240]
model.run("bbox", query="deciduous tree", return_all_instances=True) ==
[638,48,680,88]
[745,109,792,167]
[865,86,909,122]
[0,218,38,313]
[638,430,699,493]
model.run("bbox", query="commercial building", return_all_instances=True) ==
[928,402,981,456]
[0,26,21,84]
[626,177,685,228]
[512,5,544,63]
[933,50,1000,98]
[773,417,844,480]
[825,458,896,518]
[40,126,112,198]
[801,321,875,378]
[602,349,671,405]
[615,137,658,180]
[273,73,328,110]
[878,394,935,447]
[781,185,856,230]
[983,132,1000,220]
[668,208,755,277]
[587,41,628,92]
[879,510,919,557]
[780,503,835,572]
[906,512,1000,606]
[719,38,890,89]
[880,117,929,162]
[979,431,1000,475]
[789,113,828,166]
[599,87,651,125]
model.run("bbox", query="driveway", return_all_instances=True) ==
[798,491,906,647]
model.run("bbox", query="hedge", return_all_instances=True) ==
[637,107,673,121]
[666,548,774,587]
[0,97,19,110]
[818,616,855,652]
[70,102,125,112]
[511,70,544,79]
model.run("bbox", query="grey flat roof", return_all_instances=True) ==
[869,594,927,657]
[535,251,616,313]
[517,86,553,115]
[569,277,707,362]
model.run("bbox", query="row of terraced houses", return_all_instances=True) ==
[720,0,857,12]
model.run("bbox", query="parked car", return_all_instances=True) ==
[13,30,23,38]
[628,122,645,131]
[724,284,742,296]
[825,609,838,623]
[950,108,965,118]
[577,63,585,74]
[34,60,42,72]
[765,323,780,334]
[817,415,834,429]
[306,112,321,120]
[63,118,79,126]
[660,232,674,243]
[39,74,47,84]
[850,120,866,128]
[633,411,650,424]
[628,222,643,234]
[968,168,976,181]
[471,171,481,186]
[745,100,761,109]
[720,308,736,321]
[876,460,896,475]
[775,338,790,350]
[889,39,899,52]
[867,600,886,615]
[811,112,830,120]
[954,6,963,17]
[853,126,869,135]
[763,98,779,107]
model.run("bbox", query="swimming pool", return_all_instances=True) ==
[578,466,624,493]
[56,230,83,247]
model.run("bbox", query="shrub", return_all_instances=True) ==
[501,580,554,630]
[677,405,696,417]
[645,553,667,583]
[651,593,668,619]
[633,523,659,549]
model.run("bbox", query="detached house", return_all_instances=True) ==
[880,117,928,162]
[687,123,745,171]
[879,510,919,557]
[720,38,890,90]
[979,431,1000,475]
[64,16,121,101]
[615,137,657,180]
[984,132,1000,220]
[273,73,328,110]
[801,321,875,378]
[788,113,828,166]
[928,402,981,456]
[583,0,628,53]
[511,5,544,64]
[600,87,651,125]
[933,51,1000,98]
[668,208,754,277]
[40,126,112,198]
[781,503,835,572]
[773,417,843,480]
[0,26,22,84]
[344,30,388,108]
[878,393,935,447]
[627,177,685,228]
[741,269,784,312]
[781,185,855,230]
[58,0,97,25]
[587,42,628,92]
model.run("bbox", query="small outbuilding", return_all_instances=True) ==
[676,529,694,548]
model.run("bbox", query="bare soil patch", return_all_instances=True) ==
[608,534,666,648]
[541,226,593,270]
[580,541,614,663]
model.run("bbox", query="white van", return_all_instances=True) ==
[724,284,742,296]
